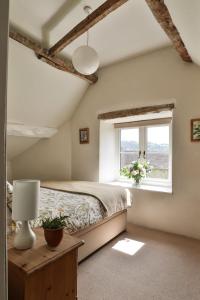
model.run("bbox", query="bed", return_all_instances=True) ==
[7,181,131,262]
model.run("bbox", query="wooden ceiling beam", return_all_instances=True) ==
[49,0,128,56]
[98,103,175,120]
[9,29,98,83]
[145,0,192,62]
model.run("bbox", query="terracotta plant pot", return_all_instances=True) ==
[44,227,64,249]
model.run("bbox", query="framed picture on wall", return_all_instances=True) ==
[79,128,89,144]
[191,119,200,142]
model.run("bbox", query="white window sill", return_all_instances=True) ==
[107,181,172,194]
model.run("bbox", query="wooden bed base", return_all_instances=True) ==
[72,210,127,262]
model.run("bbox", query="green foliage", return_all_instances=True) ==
[193,124,200,138]
[41,215,68,229]
[120,159,152,184]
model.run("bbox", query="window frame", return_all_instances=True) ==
[118,121,172,187]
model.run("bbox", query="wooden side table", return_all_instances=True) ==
[8,228,84,300]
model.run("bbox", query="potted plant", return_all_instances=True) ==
[41,215,68,249]
[120,159,152,185]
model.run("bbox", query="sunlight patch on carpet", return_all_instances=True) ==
[112,238,145,255]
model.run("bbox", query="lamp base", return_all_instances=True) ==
[14,221,36,250]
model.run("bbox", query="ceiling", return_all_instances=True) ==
[10,0,170,67]
[8,0,175,160]
[7,39,88,159]
[165,0,200,65]
[8,39,88,128]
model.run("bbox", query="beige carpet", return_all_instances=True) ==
[78,224,200,300]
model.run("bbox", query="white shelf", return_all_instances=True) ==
[107,181,172,194]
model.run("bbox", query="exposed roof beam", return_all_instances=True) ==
[9,29,98,83]
[98,103,175,120]
[7,124,58,138]
[145,0,192,62]
[49,0,128,56]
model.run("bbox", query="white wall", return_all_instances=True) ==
[99,122,119,182]
[12,121,71,181]
[7,161,12,181]
[71,47,200,239]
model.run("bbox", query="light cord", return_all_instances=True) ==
[86,8,90,46]
[87,29,89,46]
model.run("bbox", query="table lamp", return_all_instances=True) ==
[12,180,40,250]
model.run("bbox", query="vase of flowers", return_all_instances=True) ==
[120,159,152,185]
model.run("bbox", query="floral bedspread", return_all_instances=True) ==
[33,188,106,233]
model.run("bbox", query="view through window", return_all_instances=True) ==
[120,128,139,168]
[120,124,171,182]
[146,126,169,179]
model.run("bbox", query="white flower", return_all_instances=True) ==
[138,163,143,170]
[132,170,138,176]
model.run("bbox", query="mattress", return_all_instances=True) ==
[7,180,130,235]
[33,188,106,233]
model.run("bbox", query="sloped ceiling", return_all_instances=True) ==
[7,39,88,159]
[165,0,200,65]
[8,0,171,160]
[10,0,170,67]
[8,40,88,128]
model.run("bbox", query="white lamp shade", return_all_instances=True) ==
[12,180,40,221]
[72,45,99,75]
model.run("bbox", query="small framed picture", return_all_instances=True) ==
[79,128,89,144]
[191,119,200,142]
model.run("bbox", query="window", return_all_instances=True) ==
[146,125,170,180]
[120,128,139,169]
[119,121,172,185]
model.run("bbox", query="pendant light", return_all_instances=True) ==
[72,6,99,75]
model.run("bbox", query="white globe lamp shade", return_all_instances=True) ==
[72,45,99,75]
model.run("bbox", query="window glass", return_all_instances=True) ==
[146,125,169,179]
[120,128,139,168]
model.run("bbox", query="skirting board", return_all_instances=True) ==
[73,210,127,262]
